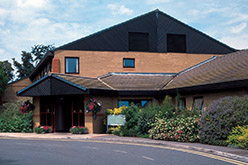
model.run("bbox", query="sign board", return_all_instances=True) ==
[107,115,126,126]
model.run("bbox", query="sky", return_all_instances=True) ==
[0,0,248,63]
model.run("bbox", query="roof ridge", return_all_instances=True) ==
[52,73,98,80]
[108,72,176,76]
[177,56,218,75]
[97,73,112,79]
[97,77,116,90]
[158,76,175,90]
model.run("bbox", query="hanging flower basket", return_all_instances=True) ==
[19,100,35,114]
[86,98,102,119]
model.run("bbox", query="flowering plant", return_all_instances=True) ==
[106,106,126,115]
[86,98,102,119]
[20,100,35,114]
[149,115,201,142]
[34,126,52,134]
[70,126,88,134]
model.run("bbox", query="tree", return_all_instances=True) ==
[12,44,54,80]
[13,51,34,80]
[32,44,55,66]
[0,60,14,96]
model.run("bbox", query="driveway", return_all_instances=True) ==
[0,138,246,165]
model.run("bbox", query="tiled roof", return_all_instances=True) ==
[164,50,248,90]
[54,72,174,91]
[99,72,174,91]
[55,74,112,90]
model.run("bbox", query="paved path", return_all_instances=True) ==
[0,133,248,163]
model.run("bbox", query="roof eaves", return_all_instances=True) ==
[167,78,248,92]
[17,74,49,96]
[29,51,54,79]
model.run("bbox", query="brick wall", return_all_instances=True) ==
[54,50,221,78]
[2,78,32,103]
[180,88,248,110]
[33,96,40,128]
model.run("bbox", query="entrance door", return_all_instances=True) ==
[40,97,54,131]
[40,96,84,132]
[71,97,84,127]
[55,98,64,132]
[55,97,72,132]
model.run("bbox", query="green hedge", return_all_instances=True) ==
[0,101,33,133]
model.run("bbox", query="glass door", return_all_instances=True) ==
[40,97,54,131]
[71,97,84,127]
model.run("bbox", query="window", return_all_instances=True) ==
[65,57,79,74]
[118,100,151,108]
[178,97,186,109]
[129,32,149,51]
[123,58,135,68]
[192,96,204,111]
[167,34,186,53]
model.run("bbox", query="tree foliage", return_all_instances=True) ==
[13,51,34,80]
[32,44,55,66]
[0,60,14,96]
[13,44,54,80]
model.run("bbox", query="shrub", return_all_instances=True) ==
[120,96,177,136]
[70,126,88,134]
[34,126,52,134]
[0,101,33,133]
[155,96,177,119]
[149,115,201,142]
[119,96,198,137]
[119,103,140,136]
[200,96,248,145]
[106,125,121,135]
[227,125,248,149]
[137,104,158,135]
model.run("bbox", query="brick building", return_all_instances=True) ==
[6,9,247,133]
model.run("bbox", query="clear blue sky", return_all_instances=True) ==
[0,0,247,63]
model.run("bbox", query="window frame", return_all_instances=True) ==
[128,32,149,52]
[192,96,204,111]
[118,99,152,108]
[178,97,186,109]
[167,33,186,53]
[123,58,135,68]
[65,57,79,74]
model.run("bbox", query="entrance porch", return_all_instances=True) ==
[39,95,84,132]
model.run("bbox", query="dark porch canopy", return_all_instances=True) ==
[17,74,88,96]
